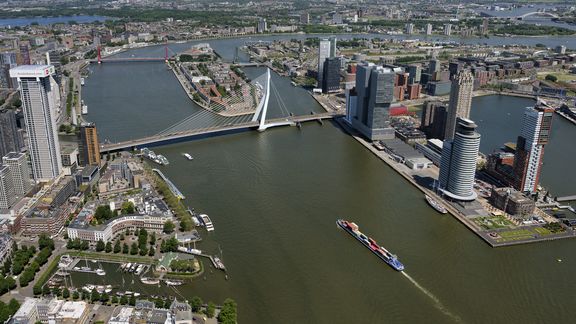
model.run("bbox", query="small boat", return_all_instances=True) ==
[183,153,193,160]
[199,214,214,231]
[165,280,184,286]
[214,257,225,270]
[96,269,106,276]
[141,277,160,285]
[425,194,448,214]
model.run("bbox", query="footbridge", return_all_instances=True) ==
[100,68,341,153]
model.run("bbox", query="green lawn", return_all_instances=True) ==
[475,216,515,230]
[533,227,553,236]
[495,229,535,242]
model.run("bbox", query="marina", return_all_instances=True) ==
[178,246,226,271]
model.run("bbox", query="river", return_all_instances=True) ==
[0,15,111,27]
[82,38,576,324]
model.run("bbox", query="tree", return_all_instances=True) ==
[179,216,193,232]
[129,295,136,306]
[205,301,216,318]
[94,205,114,222]
[139,246,148,256]
[62,288,70,299]
[148,246,155,256]
[154,298,164,309]
[72,291,80,300]
[96,240,105,252]
[190,296,203,313]
[38,234,55,251]
[122,243,129,254]
[111,295,118,304]
[217,298,237,323]
[163,220,175,233]
[33,285,42,296]
[100,293,109,303]
[150,232,156,245]
[42,285,51,296]
[113,240,121,253]
[130,242,138,255]
[80,240,89,250]
[105,241,113,253]
[121,201,135,215]
[91,289,100,303]
[120,295,128,305]
[545,74,558,82]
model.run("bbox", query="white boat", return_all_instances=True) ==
[80,78,85,86]
[165,280,184,286]
[183,153,193,160]
[200,214,214,231]
[125,263,132,272]
[141,277,160,285]
[96,269,106,276]
[134,265,144,276]
[82,105,88,114]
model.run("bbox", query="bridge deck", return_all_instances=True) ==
[100,113,339,152]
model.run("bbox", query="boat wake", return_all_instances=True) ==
[401,272,463,323]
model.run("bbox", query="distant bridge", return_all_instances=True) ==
[90,57,168,63]
[517,11,559,19]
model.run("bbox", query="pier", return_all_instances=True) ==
[152,169,185,199]
[177,247,226,271]
[557,195,576,202]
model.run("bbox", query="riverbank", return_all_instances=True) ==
[333,117,576,247]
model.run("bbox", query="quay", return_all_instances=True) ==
[152,169,186,200]
[334,117,576,248]
[555,110,576,126]
[177,247,226,271]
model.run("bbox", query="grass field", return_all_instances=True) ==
[537,71,576,83]
[496,229,536,242]
[475,216,515,230]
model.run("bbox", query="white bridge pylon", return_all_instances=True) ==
[252,68,295,131]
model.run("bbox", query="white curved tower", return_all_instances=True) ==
[438,117,481,201]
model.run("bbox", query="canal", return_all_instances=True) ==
[83,39,576,324]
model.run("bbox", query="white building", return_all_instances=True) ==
[3,152,32,197]
[405,23,414,35]
[12,298,39,324]
[0,165,15,210]
[10,65,62,182]
[438,118,481,201]
[426,23,433,35]
[444,23,452,36]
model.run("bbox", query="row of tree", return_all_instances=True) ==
[19,235,55,287]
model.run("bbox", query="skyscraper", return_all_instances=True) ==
[78,122,101,166]
[444,24,452,36]
[513,104,554,194]
[405,23,414,35]
[2,152,31,196]
[426,23,433,35]
[420,101,447,139]
[10,65,62,181]
[438,117,481,201]
[328,37,337,58]
[0,165,15,210]
[0,52,18,89]
[317,39,331,85]
[257,18,267,33]
[444,70,474,141]
[322,57,341,93]
[351,63,395,140]
[0,109,24,158]
[407,64,422,84]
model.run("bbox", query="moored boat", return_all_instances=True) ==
[425,194,448,214]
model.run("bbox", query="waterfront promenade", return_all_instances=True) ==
[334,117,576,247]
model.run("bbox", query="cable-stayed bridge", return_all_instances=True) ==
[100,69,339,153]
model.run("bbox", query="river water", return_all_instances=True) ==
[82,37,576,323]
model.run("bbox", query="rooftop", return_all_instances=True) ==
[9,65,54,78]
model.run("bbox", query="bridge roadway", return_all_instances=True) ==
[100,112,340,153]
[89,58,168,63]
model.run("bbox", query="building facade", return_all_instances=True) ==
[10,65,62,181]
[513,104,554,194]
[78,122,101,166]
[0,165,15,210]
[2,152,31,196]
[322,57,341,93]
[67,214,169,242]
[351,63,396,140]
[490,187,536,216]
[444,70,474,141]
[317,39,331,85]
[438,117,481,201]
[0,108,24,158]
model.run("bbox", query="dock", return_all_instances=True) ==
[557,195,576,202]
[177,247,226,271]
[152,168,185,199]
